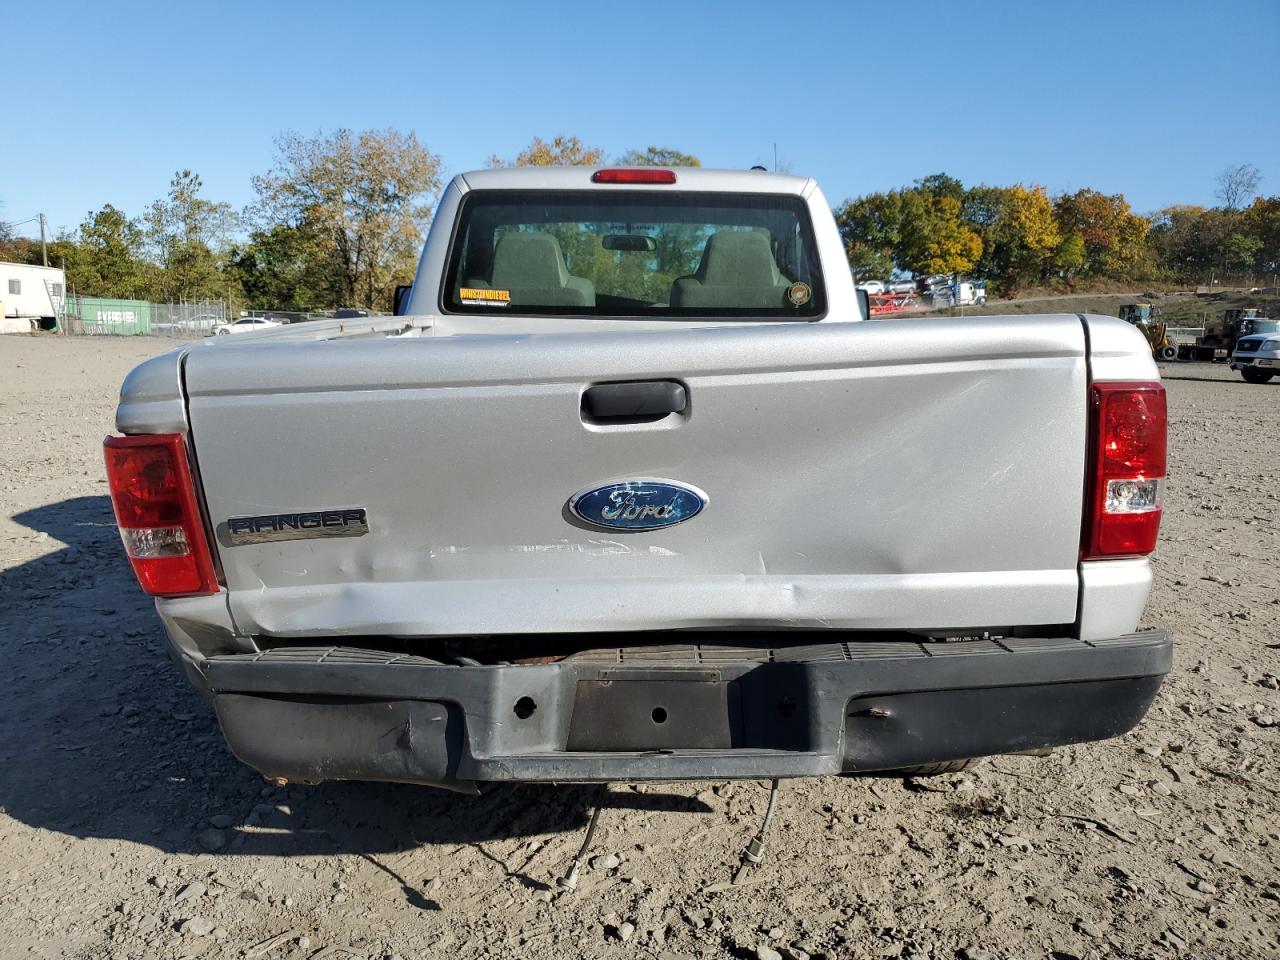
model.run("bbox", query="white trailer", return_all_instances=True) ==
[0,261,66,332]
[955,280,987,306]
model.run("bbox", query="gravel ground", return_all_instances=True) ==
[0,335,1276,960]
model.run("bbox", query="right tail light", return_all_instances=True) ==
[1082,381,1167,559]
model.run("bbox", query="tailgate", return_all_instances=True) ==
[183,315,1088,638]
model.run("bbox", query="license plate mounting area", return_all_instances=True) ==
[566,669,733,751]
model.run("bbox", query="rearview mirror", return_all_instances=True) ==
[602,234,657,252]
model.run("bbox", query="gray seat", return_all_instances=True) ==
[669,232,791,309]
[477,232,595,308]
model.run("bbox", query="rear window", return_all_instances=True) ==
[442,190,826,319]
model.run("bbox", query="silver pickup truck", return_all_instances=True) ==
[106,167,1171,793]
[1230,332,1280,383]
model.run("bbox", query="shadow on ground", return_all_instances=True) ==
[1158,372,1273,384]
[0,496,710,863]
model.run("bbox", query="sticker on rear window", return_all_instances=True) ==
[459,287,510,306]
[787,281,812,307]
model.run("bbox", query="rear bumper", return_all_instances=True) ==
[195,631,1171,790]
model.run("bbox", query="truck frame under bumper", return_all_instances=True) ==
[198,630,1171,791]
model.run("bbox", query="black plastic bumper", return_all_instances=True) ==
[199,631,1171,790]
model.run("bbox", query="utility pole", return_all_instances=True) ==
[39,213,47,266]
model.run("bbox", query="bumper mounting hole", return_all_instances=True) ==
[514,696,537,720]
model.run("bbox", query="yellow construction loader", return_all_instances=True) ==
[1118,304,1178,361]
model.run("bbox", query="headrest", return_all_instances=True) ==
[695,232,781,287]
[491,233,570,289]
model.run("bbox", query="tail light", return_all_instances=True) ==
[1082,381,1167,559]
[103,434,219,597]
[592,168,677,184]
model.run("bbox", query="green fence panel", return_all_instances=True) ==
[72,298,152,335]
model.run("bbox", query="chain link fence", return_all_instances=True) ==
[149,301,228,337]
[61,296,227,338]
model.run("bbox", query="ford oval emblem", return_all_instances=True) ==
[569,479,708,531]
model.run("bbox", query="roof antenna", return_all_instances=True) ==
[733,778,781,884]
[557,783,609,894]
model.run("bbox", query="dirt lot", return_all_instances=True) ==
[0,335,1276,960]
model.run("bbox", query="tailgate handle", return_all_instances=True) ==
[582,380,687,421]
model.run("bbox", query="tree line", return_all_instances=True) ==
[837,164,1278,294]
[1,134,1274,311]
[0,133,700,313]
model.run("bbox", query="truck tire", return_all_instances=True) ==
[1241,368,1274,384]
[1157,346,1178,361]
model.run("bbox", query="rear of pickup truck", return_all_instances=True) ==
[106,169,1170,791]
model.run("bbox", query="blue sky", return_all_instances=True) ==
[3,0,1278,236]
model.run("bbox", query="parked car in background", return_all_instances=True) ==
[214,316,283,335]
[186,314,223,333]
[886,279,917,294]
[151,313,224,337]
[855,279,885,294]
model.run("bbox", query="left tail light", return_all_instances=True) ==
[103,434,219,597]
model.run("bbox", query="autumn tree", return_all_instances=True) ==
[916,172,966,203]
[252,128,443,310]
[1244,196,1280,279]
[1148,205,1206,281]
[834,192,903,279]
[836,169,1270,291]
[0,232,69,269]
[1052,189,1148,277]
[224,224,336,311]
[1053,231,1087,286]
[615,146,701,167]
[0,200,36,264]
[1215,163,1261,210]
[1149,211,1225,281]
[965,185,1061,288]
[837,180,981,279]
[898,191,982,276]
[144,170,236,301]
[68,204,147,298]
[1223,232,1263,277]
[490,135,605,168]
